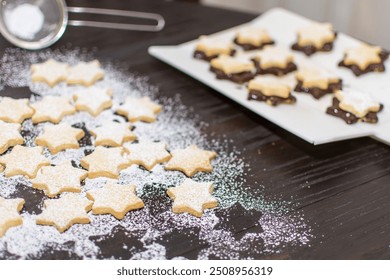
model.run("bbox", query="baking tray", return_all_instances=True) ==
[149,8,390,145]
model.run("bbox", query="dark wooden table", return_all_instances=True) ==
[1,0,390,259]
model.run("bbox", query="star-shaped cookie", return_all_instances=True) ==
[35,123,85,154]
[35,193,93,232]
[297,23,335,49]
[116,96,162,123]
[167,178,218,217]
[124,141,171,170]
[31,96,76,124]
[31,59,69,87]
[80,147,129,179]
[0,120,24,154]
[165,145,217,177]
[0,97,34,123]
[73,88,113,117]
[0,197,25,237]
[86,182,144,219]
[91,121,136,147]
[343,44,382,70]
[67,60,105,86]
[31,161,88,197]
[0,145,50,178]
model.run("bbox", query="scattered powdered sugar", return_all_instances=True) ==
[0,47,312,259]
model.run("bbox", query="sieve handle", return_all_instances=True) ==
[66,6,165,32]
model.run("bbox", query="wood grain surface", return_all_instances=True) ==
[1,0,390,259]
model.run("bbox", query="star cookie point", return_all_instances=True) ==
[165,145,216,177]
[167,178,218,217]
[0,197,25,237]
[0,145,50,178]
[36,193,92,232]
[86,183,144,219]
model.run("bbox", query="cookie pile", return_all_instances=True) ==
[193,22,387,124]
[0,59,219,237]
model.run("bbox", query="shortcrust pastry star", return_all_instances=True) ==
[116,96,162,123]
[167,178,218,217]
[35,123,85,154]
[297,23,335,48]
[91,121,136,147]
[124,141,171,170]
[0,145,50,178]
[67,60,105,86]
[31,59,69,87]
[31,161,88,197]
[35,193,93,232]
[0,120,24,154]
[80,147,129,179]
[30,96,75,124]
[343,44,383,70]
[0,197,25,237]
[0,97,34,123]
[73,88,112,116]
[165,145,216,177]
[86,182,144,219]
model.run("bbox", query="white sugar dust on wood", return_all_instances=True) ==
[0,47,312,259]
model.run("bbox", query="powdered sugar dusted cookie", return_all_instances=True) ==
[0,97,34,123]
[31,59,69,87]
[234,27,274,51]
[326,88,383,124]
[0,120,24,154]
[91,121,136,147]
[292,23,336,56]
[167,178,218,217]
[31,161,88,197]
[210,55,256,84]
[86,182,144,219]
[31,96,75,124]
[247,76,296,106]
[116,96,162,123]
[338,44,389,76]
[295,67,342,99]
[67,60,105,86]
[252,46,297,76]
[36,193,92,233]
[0,145,50,178]
[124,141,171,171]
[0,196,25,237]
[80,147,129,179]
[194,36,235,61]
[73,88,112,117]
[35,123,85,154]
[165,145,216,177]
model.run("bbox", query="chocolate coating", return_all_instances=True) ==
[210,66,255,84]
[233,38,274,51]
[252,60,297,77]
[294,80,342,99]
[248,89,296,106]
[193,49,236,62]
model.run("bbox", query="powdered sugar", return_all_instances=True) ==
[0,47,312,259]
